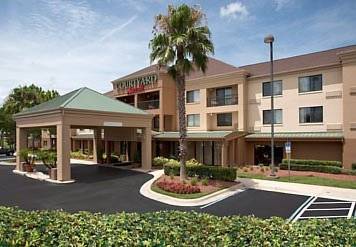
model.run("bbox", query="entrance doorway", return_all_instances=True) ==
[254,144,284,165]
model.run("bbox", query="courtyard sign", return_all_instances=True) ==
[116,74,158,93]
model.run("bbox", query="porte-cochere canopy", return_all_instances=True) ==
[14,87,153,181]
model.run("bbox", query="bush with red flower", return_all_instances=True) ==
[156,180,201,194]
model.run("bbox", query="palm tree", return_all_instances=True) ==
[149,4,214,180]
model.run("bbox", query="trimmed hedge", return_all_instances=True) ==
[0,207,355,246]
[280,163,343,174]
[281,159,342,168]
[164,163,237,181]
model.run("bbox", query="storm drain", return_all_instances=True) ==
[289,196,355,222]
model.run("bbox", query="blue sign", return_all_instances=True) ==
[285,141,291,153]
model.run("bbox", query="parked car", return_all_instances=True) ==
[0,148,15,156]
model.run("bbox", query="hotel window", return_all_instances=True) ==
[299,75,322,93]
[216,87,232,105]
[186,90,200,103]
[187,114,200,127]
[263,109,283,125]
[152,116,159,130]
[262,80,282,96]
[217,113,232,126]
[299,106,323,123]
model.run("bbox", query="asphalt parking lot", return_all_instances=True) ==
[0,164,354,219]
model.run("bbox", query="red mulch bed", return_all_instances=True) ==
[154,175,239,194]
[240,166,356,182]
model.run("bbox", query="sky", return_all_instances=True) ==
[1,0,356,103]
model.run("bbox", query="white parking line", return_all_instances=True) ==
[312,201,352,204]
[347,202,355,219]
[299,215,347,219]
[290,197,356,222]
[305,208,350,211]
[287,196,315,222]
[291,196,317,222]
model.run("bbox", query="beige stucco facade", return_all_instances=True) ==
[247,66,343,133]
[73,46,356,169]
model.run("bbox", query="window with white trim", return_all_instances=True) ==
[187,114,200,127]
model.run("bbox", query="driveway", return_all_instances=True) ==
[0,164,309,218]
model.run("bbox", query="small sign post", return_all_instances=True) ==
[285,141,291,181]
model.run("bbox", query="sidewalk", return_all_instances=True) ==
[140,170,245,207]
[240,178,356,201]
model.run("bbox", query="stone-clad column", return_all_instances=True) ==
[16,127,27,171]
[57,123,71,181]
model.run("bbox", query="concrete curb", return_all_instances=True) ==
[240,178,356,201]
[13,170,75,184]
[139,170,245,207]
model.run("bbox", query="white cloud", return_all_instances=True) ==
[220,2,249,20]
[273,0,293,11]
[0,0,151,102]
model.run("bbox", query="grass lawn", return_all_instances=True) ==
[238,172,356,189]
[151,184,214,199]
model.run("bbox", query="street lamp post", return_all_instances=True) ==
[264,34,276,176]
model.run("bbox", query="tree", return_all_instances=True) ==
[0,108,13,148]
[2,84,59,114]
[149,4,214,180]
[0,84,59,148]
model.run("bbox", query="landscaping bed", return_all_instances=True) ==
[151,175,238,199]
[0,207,355,246]
[151,157,239,199]
[238,166,356,189]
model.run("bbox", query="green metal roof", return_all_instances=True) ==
[153,131,234,139]
[15,87,148,117]
[245,131,343,139]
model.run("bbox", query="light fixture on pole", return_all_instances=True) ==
[264,34,276,176]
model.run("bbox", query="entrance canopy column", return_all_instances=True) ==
[15,127,27,171]
[141,127,152,170]
[93,128,103,164]
[56,123,71,181]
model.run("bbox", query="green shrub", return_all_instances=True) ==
[153,156,169,167]
[0,207,355,246]
[153,157,202,168]
[70,151,88,160]
[280,163,343,174]
[201,177,209,186]
[190,177,198,186]
[352,163,356,170]
[19,148,36,165]
[37,150,57,169]
[281,159,342,168]
[166,159,180,166]
[343,169,356,176]
[186,158,202,166]
[164,163,237,181]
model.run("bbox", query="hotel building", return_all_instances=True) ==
[72,45,356,169]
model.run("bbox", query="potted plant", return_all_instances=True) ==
[37,150,57,180]
[19,148,36,172]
